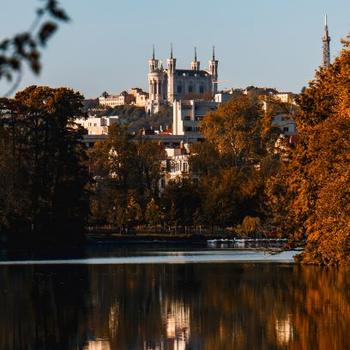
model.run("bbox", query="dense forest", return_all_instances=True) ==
[0,37,349,264]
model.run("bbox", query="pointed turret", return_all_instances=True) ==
[191,47,200,71]
[209,45,219,93]
[322,15,331,67]
[149,45,158,72]
[167,43,176,75]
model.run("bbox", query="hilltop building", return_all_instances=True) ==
[129,88,149,107]
[98,88,148,108]
[75,116,119,135]
[146,46,218,114]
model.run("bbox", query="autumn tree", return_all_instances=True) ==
[267,36,350,264]
[0,86,90,242]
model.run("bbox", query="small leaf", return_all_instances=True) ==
[0,40,10,51]
[29,50,41,74]
[50,7,69,21]
[46,0,69,21]
[9,58,20,70]
[38,22,58,46]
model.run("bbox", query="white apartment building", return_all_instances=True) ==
[159,145,191,190]
[274,92,296,104]
[75,116,119,135]
[271,114,297,136]
[172,100,217,136]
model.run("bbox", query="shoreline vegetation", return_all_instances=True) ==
[1,39,349,265]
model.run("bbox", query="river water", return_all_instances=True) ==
[0,246,349,350]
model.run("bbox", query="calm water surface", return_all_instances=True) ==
[0,247,349,350]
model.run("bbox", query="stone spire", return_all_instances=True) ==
[209,45,218,93]
[322,14,331,67]
[167,43,176,75]
[191,46,200,71]
[149,45,158,73]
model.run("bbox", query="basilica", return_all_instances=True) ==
[146,46,218,114]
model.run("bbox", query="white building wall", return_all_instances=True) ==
[271,114,297,136]
[75,116,119,135]
[172,100,217,136]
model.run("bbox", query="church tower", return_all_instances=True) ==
[322,15,331,67]
[148,46,166,104]
[149,45,158,73]
[167,44,177,102]
[209,46,218,94]
[191,47,200,71]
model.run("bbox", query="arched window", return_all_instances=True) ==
[199,86,204,93]
[188,86,193,93]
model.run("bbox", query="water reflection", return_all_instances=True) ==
[1,260,350,349]
[275,314,294,345]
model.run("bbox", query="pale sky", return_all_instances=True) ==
[1,0,350,98]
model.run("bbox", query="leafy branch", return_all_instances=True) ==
[0,0,69,96]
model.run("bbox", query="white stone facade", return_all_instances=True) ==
[172,100,217,136]
[75,116,119,135]
[147,47,218,114]
[271,114,297,136]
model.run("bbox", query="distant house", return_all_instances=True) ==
[75,116,119,135]
[271,114,297,136]
[98,91,135,108]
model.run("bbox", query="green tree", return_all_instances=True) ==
[189,95,281,231]
[161,179,201,228]
[88,124,166,230]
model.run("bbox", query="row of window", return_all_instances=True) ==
[176,72,209,77]
[173,162,188,173]
[184,126,200,132]
[177,85,205,94]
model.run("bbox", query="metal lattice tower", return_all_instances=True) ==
[322,15,331,67]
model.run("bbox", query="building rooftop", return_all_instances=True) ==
[174,69,209,77]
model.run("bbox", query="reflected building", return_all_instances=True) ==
[143,300,190,350]
[108,303,120,338]
[83,340,111,350]
[275,314,294,346]
[164,300,190,350]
